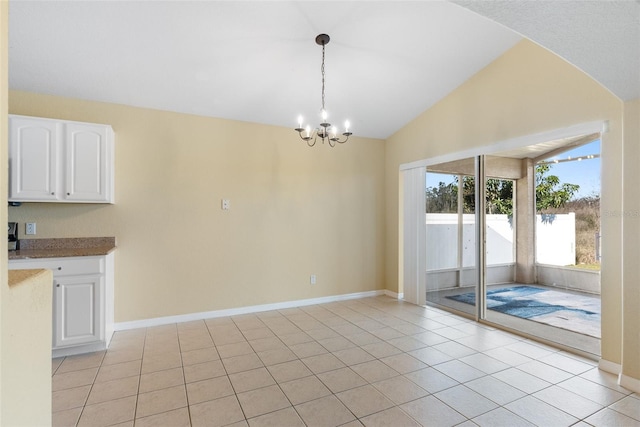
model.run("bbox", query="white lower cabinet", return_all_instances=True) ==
[54,274,103,348]
[9,253,114,357]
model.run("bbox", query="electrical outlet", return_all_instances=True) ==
[310,274,317,285]
[25,222,36,235]
[221,199,230,210]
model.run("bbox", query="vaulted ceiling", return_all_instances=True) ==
[8,1,639,140]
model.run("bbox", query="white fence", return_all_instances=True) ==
[426,213,576,271]
[535,213,576,266]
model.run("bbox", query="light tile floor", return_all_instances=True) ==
[51,296,640,427]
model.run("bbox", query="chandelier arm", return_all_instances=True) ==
[312,128,322,147]
[296,127,318,147]
[303,130,317,147]
[329,131,352,144]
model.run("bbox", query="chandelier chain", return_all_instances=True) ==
[321,43,326,113]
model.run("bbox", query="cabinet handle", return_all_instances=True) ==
[67,193,70,196]
[51,192,54,195]
[57,267,62,270]
[56,284,60,287]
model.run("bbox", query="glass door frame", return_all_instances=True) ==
[475,155,487,322]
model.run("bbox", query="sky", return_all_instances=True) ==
[426,139,601,200]
[540,139,601,199]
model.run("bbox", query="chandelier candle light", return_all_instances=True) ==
[295,34,352,147]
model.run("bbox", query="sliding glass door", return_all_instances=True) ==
[425,157,477,317]
[482,144,601,355]
[423,140,601,355]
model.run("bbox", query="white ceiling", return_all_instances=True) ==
[8,1,639,140]
[453,0,640,102]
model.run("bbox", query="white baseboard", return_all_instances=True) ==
[619,373,640,394]
[53,342,107,358]
[114,289,385,331]
[598,358,622,375]
[384,290,404,299]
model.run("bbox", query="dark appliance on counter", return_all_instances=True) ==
[8,222,18,251]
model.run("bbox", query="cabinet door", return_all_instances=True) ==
[9,116,59,201]
[64,123,110,202]
[54,275,104,348]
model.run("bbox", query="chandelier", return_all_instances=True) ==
[295,34,352,147]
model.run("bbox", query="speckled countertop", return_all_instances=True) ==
[8,269,52,286]
[8,237,116,260]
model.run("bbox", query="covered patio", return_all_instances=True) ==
[425,138,601,356]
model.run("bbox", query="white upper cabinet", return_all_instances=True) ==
[9,115,114,203]
[9,116,59,201]
[64,122,111,202]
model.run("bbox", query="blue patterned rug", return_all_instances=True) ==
[446,285,601,337]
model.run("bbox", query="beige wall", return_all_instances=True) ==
[2,3,52,424]
[385,40,624,363]
[2,270,52,426]
[622,98,640,384]
[8,92,386,323]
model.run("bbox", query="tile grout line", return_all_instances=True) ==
[176,323,193,427]
[75,350,106,426]
[129,328,146,426]
[208,317,250,425]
